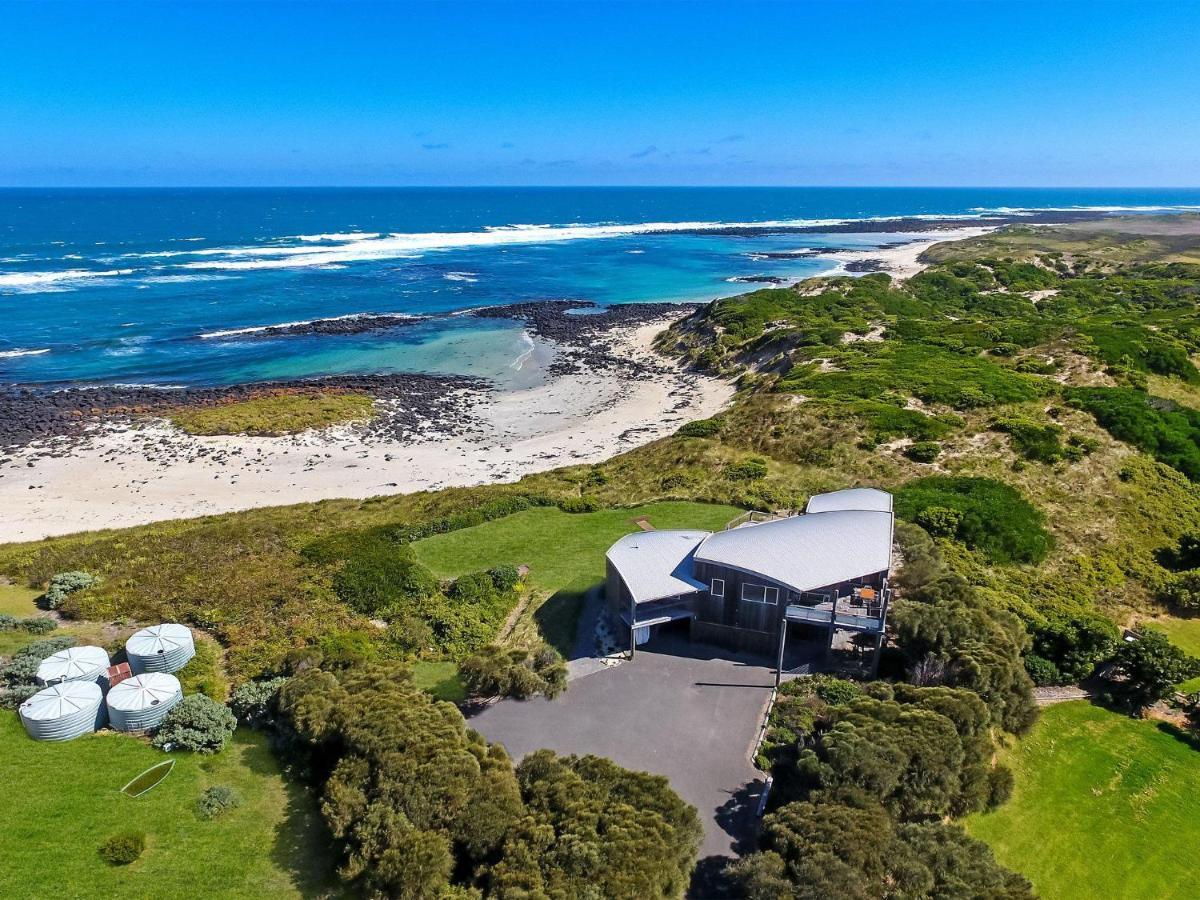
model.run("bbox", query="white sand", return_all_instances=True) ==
[819,227,994,280]
[1,320,733,542]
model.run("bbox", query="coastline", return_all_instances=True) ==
[0,314,733,542]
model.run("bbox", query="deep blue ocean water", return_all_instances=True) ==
[2,187,1199,388]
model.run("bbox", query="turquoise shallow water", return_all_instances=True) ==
[2,186,1199,387]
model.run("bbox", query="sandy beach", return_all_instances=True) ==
[0,318,733,542]
[817,227,994,279]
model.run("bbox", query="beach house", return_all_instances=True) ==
[604,488,895,677]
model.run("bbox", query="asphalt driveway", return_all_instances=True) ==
[467,632,775,865]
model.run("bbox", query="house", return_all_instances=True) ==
[605,488,895,679]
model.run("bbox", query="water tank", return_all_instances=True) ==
[19,681,105,741]
[36,645,111,686]
[125,623,195,674]
[106,673,183,733]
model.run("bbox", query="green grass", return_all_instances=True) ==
[410,660,467,703]
[413,501,741,651]
[169,392,375,436]
[966,702,1200,900]
[0,581,41,616]
[0,714,334,898]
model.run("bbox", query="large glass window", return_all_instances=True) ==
[742,583,779,605]
[711,578,725,598]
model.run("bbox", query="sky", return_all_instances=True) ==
[1,0,1198,187]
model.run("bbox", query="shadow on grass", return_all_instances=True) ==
[533,576,599,658]
[1155,719,1200,751]
[272,776,340,897]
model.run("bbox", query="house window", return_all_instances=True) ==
[711,578,725,598]
[742,583,779,605]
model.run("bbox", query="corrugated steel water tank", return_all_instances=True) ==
[126,623,195,674]
[19,681,105,741]
[105,673,182,732]
[35,645,111,686]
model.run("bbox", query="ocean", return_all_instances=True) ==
[2,186,1199,388]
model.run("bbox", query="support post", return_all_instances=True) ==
[775,617,788,688]
[869,632,884,677]
[629,595,636,659]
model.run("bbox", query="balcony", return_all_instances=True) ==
[785,586,888,633]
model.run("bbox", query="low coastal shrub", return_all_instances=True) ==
[98,831,145,866]
[1160,569,1200,612]
[724,458,768,481]
[19,617,57,634]
[228,676,289,728]
[905,441,941,463]
[994,417,1065,463]
[152,695,238,753]
[676,417,723,438]
[460,643,567,700]
[44,571,96,609]
[558,496,601,513]
[895,476,1051,565]
[1,635,77,689]
[196,785,242,820]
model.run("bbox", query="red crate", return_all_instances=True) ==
[106,662,132,687]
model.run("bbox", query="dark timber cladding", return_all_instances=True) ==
[604,488,895,678]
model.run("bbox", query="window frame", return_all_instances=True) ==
[710,577,725,598]
[741,583,779,605]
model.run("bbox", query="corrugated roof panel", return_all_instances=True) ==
[695,509,893,593]
[605,530,709,604]
[805,487,893,514]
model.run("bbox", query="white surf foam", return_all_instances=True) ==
[0,268,132,289]
[0,348,51,359]
[444,271,479,282]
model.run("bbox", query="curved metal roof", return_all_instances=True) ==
[126,623,192,657]
[694,509,893,594]
[606,530,710,603]
[20,681,102,721]
[106,673,182,712]
[36,645,110,684]
[805,487,893,514]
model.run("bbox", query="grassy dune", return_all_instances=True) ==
[966,702,1200,900]
[169,392,375,436]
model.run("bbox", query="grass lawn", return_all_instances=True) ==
[169,392,375,436]
[966,702,1200,900]
[410,660,467,703]
[0,581,41,616]
[0,714,335,898]
[413,501,741,652]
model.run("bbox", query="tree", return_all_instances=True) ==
[489,751,703,899]
[1107,631,1200,713]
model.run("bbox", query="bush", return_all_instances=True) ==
[895,476,1052,564]
[724,458,769,481]
[1,635,77,688]
[19,617,57,634]
[44,571,97,609]
[987,766,1015,808]
[460,643,567,700]
[1069,387,1200,481]
[152,694,238,753]
[228,676,289,728]
[488,564,522,592]
[1023,653,1064,686]
[916,506,963,537]
[98,831,145,866]
[0,614,15,631]
[196,785,241,820]
[1160,569,1200,613]
[905,441,941,463]
[676,417,723,438]
[994,417,1065,463]
[450,571,498,604]
[558,496,600,513]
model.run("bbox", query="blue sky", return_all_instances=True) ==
[1,0,1197,187]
